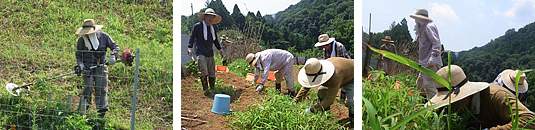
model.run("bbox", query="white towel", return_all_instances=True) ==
[82,33,100,50]
[330,41,336,57]
[202,21,216,41]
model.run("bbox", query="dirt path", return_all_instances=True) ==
[181,68,350,129]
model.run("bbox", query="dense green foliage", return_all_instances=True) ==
[229,86,347,129]
[0,0,172,129]
[181,0,354,58]
[363,71,469,129]
[453,22,535,111]
[228,59,255,78]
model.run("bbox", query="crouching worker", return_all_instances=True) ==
[429,65,535,129]
[294,57,354,119]
[491,69,529,99]
[75,19,120,118]
[246,49,296,96]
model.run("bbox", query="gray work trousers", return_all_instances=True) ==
[80,65,109,112]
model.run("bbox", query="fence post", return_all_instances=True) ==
[131,48,140,130]
[48,93,53,101]
[67,95,72,111]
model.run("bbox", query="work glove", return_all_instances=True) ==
[256,85,264,92]
[303,108,313,114]
[75,64,83,76]
[219,49,224,58]
[188,48,193,56]
[109,55,116,65]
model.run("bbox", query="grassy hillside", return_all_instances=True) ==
[0,0,172,129]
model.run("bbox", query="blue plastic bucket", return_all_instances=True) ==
[211,94,233,114]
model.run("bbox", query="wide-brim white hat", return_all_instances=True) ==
[502,69,529,93]
[298,58,335,88]
[246,53,258,68]
[198,8,222,24]
[410,8,433,22]
[76,19,103,35]
[314,34,335,47]
[428,65,489,109]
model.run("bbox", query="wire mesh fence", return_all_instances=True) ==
[1,46,172,129]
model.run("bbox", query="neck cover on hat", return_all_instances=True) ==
[330,41,336,57]
[202,21,216,41]
[82,33,100,50]
[470,92,481,114]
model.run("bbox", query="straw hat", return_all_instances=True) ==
[76,19,103,35]
[314,34,336,47]
[246,53,258,68]
[382,36,394,43]
[501,70,529,93]
[410,8,433,22]
[297,58,335,88]
[429,65,489,109]
[220,35,228,40]
[198,8,222,24]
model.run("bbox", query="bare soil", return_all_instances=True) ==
[181,68,351,130]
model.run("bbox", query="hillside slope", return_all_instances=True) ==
[454,21,535,110]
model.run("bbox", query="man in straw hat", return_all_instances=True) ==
[75,19,120,118]
[314,34,351,59]
[295,57,354,119]
[188,8,224,96]
[379,36,398,75]
[491,69,529,99]
[410,8,443,99]
[246,49,296,96]
[314,34,352,104]
[219,35,233,66]
[429,65,535,129]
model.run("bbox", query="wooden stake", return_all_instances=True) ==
[181,117,208,123]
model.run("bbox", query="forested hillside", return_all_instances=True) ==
[453,22,535,110]
[454,22,535,82]
[181,0,354,58]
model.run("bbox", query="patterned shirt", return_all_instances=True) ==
[323,41,351,59]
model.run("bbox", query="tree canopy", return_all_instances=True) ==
[181,0,354,58]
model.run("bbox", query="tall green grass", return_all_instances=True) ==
[363,71,468,129]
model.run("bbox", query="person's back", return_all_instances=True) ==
[256,49,294,70]
[324,57,354,87]
[469,84,535,129]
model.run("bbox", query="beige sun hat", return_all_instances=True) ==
[198,8,222,24]
[297,58,335,88]
[429,65,489,109]
[314,34,336,47]
[501,69,529,93]
[410,8,433,22]
[382,36,394,43]
[220,35,228,40]
[246,53,258,68]
[76,19,103,35]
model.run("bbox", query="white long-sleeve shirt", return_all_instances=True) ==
[418,22,443,67]
[252,49,294,85]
